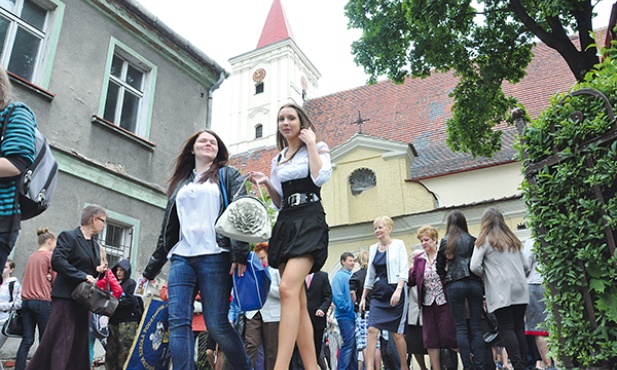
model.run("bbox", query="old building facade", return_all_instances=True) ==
[2,0,227,282]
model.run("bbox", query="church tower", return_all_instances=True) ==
[227,0,321,154]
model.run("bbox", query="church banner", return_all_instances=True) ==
[124,297,171,370]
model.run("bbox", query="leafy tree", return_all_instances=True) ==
[345,0,603,157]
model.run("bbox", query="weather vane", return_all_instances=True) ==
[351,111,370,134]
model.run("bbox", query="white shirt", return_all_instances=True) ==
[168,176,222,258]
[270,142,332,202]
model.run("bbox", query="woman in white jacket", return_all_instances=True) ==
[0,259,22,350]
[359,216,408,370]
[470,208,530,370]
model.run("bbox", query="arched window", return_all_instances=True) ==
[348,168,376,196]
[255,124,263,139]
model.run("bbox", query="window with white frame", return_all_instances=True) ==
[0,0,53,82]
[102,50,154,137]
[97,220,133,269]
[255,124,263,138]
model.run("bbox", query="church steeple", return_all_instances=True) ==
[256,0,294,49]
[224,0,320,154]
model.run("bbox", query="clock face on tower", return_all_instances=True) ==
[253,68,266,83]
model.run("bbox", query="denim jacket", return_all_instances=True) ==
[436,233,481,284]
[143,166,249,280]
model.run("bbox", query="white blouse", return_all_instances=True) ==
[269,141,332,200]
[169,175,222,258]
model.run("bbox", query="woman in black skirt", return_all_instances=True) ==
[250,103,332,370]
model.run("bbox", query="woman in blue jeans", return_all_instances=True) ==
[15,227,56,370]
[143,130,252,370]
[436,210,485,370]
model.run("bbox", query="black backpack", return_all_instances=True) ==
[1,104,59,220]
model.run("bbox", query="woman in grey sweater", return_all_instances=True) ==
[470,208,530,370]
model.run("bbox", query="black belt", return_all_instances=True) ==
[283,192,320,207]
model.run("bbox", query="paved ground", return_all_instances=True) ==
[0,335,107,370]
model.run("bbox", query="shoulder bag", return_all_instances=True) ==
[215,170,271,243]
[2,281,23,337]
[232,251,272,311]
[71,277,119,317]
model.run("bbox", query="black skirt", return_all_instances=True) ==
[268,202,328,273]
[26,297,90,370]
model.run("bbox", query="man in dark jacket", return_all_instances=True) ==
[106,259,143,370]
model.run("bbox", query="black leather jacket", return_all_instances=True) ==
[436,233,481,284]
[143,166,249,280]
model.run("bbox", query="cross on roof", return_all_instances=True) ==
[351,111,370,134]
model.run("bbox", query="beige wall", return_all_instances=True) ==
[309,135,529,276]
[321,197,531,276]
[419,162,524,207]
[322,147,435,226]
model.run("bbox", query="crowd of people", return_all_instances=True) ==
[0,68,555,370]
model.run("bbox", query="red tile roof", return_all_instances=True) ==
[256,0,294,49]
[231,35,597,178]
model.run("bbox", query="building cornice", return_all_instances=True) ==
[85,0,230,86]
[52,145,167,209]
[331,134,416,164]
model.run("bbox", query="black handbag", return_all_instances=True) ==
[71,278,119,317]
[482,307,501,346]
[2,309,23,337]
[2,280,23,337]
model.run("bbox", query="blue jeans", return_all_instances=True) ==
[446,278,485,370]
[0,231,18,285]
[168,253,251,370]
[337,318,358,370]
[15,299,52,370]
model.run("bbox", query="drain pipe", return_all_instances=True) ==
[206,70,228,129]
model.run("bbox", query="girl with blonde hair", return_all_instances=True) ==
[359,216,408,370]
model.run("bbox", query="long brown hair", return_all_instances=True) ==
[445,210,469,259]
[475,207,522,252]
[0,66,13,111]
[276,103,318,151]
[167,129,229,198]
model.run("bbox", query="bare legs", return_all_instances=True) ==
[273,256,318,370]
[427,348,441,370]
[535,336,552,369]
[391,333,407,370]
[364,327,379,370]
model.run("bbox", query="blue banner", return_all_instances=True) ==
[125,297,171,370]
